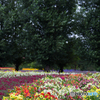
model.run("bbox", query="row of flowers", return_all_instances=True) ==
[1,71,100,100]
[0,71,74,100]
[0,70,72,78]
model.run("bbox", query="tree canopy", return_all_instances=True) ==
[1,0,100,71]
[20,0,78,72]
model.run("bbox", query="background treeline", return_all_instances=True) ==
[0,0,100,72]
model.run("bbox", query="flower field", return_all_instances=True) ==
[0,70,100,100]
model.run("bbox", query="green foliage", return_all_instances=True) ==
[19,63,29,70]
[0,40,9,67]
[46,75,54,79]
[80,0,100,70]
[21,0,78,72]
[3,0,100,72]
[0,0,32,70]
[4,63,15,68]
[27,61,43,70]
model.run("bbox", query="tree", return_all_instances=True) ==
[22,0,78,72]
[0,40,7,67]
[0,0,29,70]
[85,1,100,70]
[0,0,79,72]
[0,0,11,67]
[75,0,100,71]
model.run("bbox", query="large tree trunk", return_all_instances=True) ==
[14,57,22,71]
[15,63,20,71]
[59,65,63,73]
[44,66,50,72]
[74,64,76,71]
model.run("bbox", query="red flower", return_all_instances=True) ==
[51,95,55,98]
[47,92,51,95]
[41,93,44,96]
[24,89,29,93]
[24,89,30,97]
[34,87,37,91]
[45,95,48,98]
[55,97,58,99]
[15,86,20,91]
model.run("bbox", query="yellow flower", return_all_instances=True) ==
[87,90,90,93]
[97,95,99,97]
[36,98,40,100]
[40,95,43,98]
[92,86,97,90]
[96,89,100,95]
[96,89,100,92]
[83,95,87,98]
[35,92,39,96]
[2,96,9,100]
[16,94,23,99]
[41,91,44,94]
[68,85,70,88]
[10,93,16,99]
[90,89,94,92]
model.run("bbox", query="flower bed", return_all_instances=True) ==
[0,71,100,100]
[0,67,15,71]
[0,71,70,100]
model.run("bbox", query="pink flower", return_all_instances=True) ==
[61,77,65,80]
[75,85,78,89]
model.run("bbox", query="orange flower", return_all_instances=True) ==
[47,96,50,99]
[16,90,21,94]
[24,89,29,93]
[55,97,58,99]
[70,74,82,77]
[71,80,75,84]
[41,93,44,96]
[15,93,19,96]
[69,96,73,99]
[26,92,30,97]
[35,80,38,82]
[24,91,30,97]
[15,86,20,91]
[43,87,46,89]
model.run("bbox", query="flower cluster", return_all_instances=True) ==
[34,92,58,100]
[1,71,100,100]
